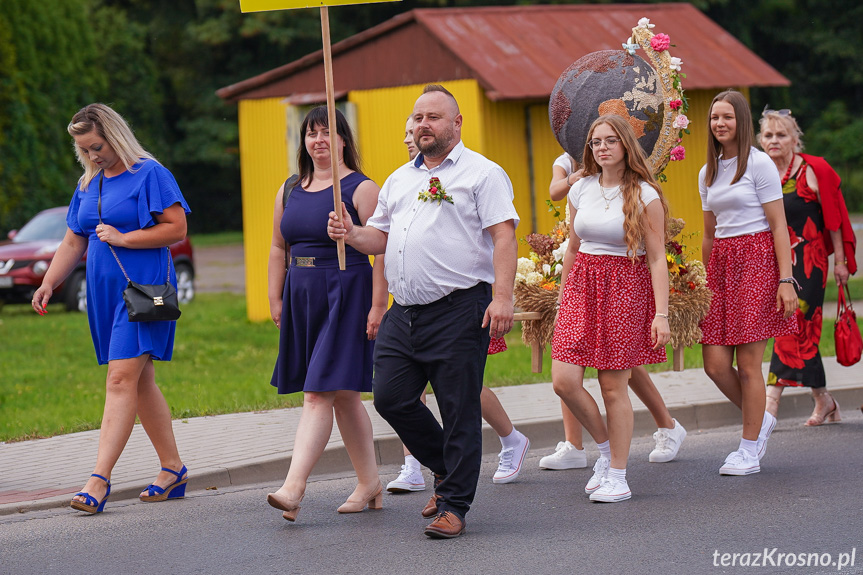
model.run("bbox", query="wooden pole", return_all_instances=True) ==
[320,6,346,270]
[672,345,684,371]
[513,311,544,373]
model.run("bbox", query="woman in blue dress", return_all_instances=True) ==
[32,104,191,514]
[266,107,386,521]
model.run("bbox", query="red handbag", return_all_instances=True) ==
[835,284,862,367]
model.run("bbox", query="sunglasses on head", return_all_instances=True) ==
[762,105,792,117]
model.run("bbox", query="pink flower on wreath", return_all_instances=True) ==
[650,33,671,52]
[673,114,690,129]
[669,99,683,111]
[670,145,685,161]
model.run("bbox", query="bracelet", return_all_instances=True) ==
[565,174,572,186]
[837,260,848,266]
[655,313,668,319]
[778,277,801,291]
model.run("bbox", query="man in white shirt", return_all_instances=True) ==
[386,113,530,496]
[328,84,518,538]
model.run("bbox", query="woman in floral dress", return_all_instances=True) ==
[758,109,856,426]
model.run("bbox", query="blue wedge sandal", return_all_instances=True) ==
[70,473,111,514]
[140,465,188,502]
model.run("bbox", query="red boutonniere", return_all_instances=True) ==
[418,177,453,205]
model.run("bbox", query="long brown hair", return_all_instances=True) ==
[297,106,361,187]
[704,90,753,186]
[580,115,669,260]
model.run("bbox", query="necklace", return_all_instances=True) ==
[780,154,796,186]
[598,174,620,211]
[720,156,737,172]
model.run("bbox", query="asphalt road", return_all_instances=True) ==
[2,421,861,575]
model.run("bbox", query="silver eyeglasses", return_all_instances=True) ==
[588,137,621,149]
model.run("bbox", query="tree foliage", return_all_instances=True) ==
[0,0,103,231]
[699,0,863,208]
[1,0,860,234]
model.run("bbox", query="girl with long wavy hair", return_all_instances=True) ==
[551,115,671,503]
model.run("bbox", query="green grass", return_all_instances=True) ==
[824,275,863,303]
[2,293,861,442]
[188,230,243,247]
[0,294,298,442]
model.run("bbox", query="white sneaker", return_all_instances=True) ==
[589,477,631,502]
[649,419,687,463]
[492,434,530,484]
[386,465,426,492]
[719,450,760,476]
[756,411,776,461]
[539,441,588,470]
[585,456,610,494]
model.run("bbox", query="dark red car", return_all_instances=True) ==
[0,207,195,311]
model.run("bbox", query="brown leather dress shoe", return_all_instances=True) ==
[421,493,441,518]
[424,511,465,539]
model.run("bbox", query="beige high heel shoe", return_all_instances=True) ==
[267,491,304,522]
[805,392,842,427]
[337,483,383,514]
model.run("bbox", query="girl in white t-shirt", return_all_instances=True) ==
[698,90,798,477]
[551,115,671,503]
[541,151,687,472]
[549,152,579,201]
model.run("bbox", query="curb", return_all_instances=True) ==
[5,385,860,516]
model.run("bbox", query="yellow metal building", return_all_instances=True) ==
[219,5,788,321]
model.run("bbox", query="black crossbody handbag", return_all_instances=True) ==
[98,173,181,322]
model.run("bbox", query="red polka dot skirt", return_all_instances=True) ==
[552,252,666,370]
[700,231,798,346]
[488,337,507,355]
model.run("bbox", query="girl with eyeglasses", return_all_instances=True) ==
[698,90,798,476]
[551,115,671,503]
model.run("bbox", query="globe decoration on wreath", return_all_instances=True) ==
[513,19,709,372]
[548,20,688,179]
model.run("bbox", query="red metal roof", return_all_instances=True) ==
[217,4,788,102]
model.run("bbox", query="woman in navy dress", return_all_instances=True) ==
[32,103,191,514]
[266,107,386,521]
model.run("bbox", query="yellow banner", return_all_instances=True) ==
[240,0,399,11]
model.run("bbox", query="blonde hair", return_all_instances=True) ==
[704,90,753,186]
[580,115,669,260]
[67,103,155,189]
[757,112,804,153]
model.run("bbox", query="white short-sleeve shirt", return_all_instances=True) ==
[569,174,659,257]
[553,152,575,176]
[367,140,520,306]
[698,147,782,238]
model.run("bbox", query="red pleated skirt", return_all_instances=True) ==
[552,252,666,370]
[700,231,798,346]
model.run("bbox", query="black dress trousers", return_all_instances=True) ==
[372,282,492,518]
